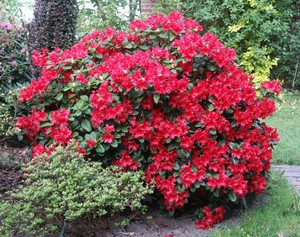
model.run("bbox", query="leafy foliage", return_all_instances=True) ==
[155,0,299,86]
[0,142,153,236]
[0,1,31,139]
[16,12,281,229]
[77,0,141,36]
[270,0,300,87]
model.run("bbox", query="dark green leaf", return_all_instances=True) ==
[153,94,160,104]
[81,119,92,132]
[95,144,105,153]
[39,122,53,128]
[55,92,63,101]
[111,140,118,148]
[228,191,237,202]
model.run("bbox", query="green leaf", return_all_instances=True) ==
[228,191,237,202]
[194,181,201,188]
[153,94,160,104]
[159,33,168,39]
[213,189,220,198]
[39,122,53,128]
[173,171,180,177]
[173,162,180,170]
[241,197,248,208]
[81,119,92,132]
[95,54,103,59]
[72,132,79,137]
[229,142,240,149]
[95,144,105,153]
[80,95,89,101]
[17,133,23,141]
[55,92,63,101]
[121,126,128,133]
[139,45,148,50]
[124,43,133,49]
[169,33,175,41]
[111,140,118,148]
[167,143,179,151]
[90,132,97,140]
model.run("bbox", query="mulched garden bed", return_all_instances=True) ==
[0,168,24,194]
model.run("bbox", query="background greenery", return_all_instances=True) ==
[266,91,300,165]
[77,0,141,36]
[154,0,300,88]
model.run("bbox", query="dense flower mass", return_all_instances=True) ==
[16,12,281,229]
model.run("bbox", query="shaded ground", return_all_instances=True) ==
[0,168,24,193]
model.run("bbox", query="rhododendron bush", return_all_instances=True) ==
[16,12,281,229]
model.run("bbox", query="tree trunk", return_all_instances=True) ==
[27,0,79,79]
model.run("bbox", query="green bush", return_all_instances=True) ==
[155,0,298,85]
[16,12,281,229]
[0,3,31,93]
[0,85,28,140]
[0,1,31,140]
[0,142,153,236]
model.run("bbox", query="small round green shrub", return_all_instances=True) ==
[0,141,153,236]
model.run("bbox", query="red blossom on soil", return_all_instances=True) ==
[195,206,226,229]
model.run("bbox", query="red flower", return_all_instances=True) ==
[114,150,139,171]
[195,206,226,229]
[102,133,114,143]
[50,127,73,145]
[77,72,89,84]
[261,80,282,95]
[76,147,87,156]
[86,139,97,149]
[50,108,70,127]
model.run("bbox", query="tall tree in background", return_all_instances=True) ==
[27,0,79,78]
[77,0,141,36]
[129,0,141,22]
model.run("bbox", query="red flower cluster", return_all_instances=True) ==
[16,12,281,229]
[195,206,226,229]
[261,80,282,95]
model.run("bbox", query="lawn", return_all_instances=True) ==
[266,91,300,165]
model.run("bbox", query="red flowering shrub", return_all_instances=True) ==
[16,12,281,229]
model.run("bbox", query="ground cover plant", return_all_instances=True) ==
[16,12,281,229]
[265,91,300,165]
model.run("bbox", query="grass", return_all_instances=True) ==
[210,171,300,237]
[265,91,300,165]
